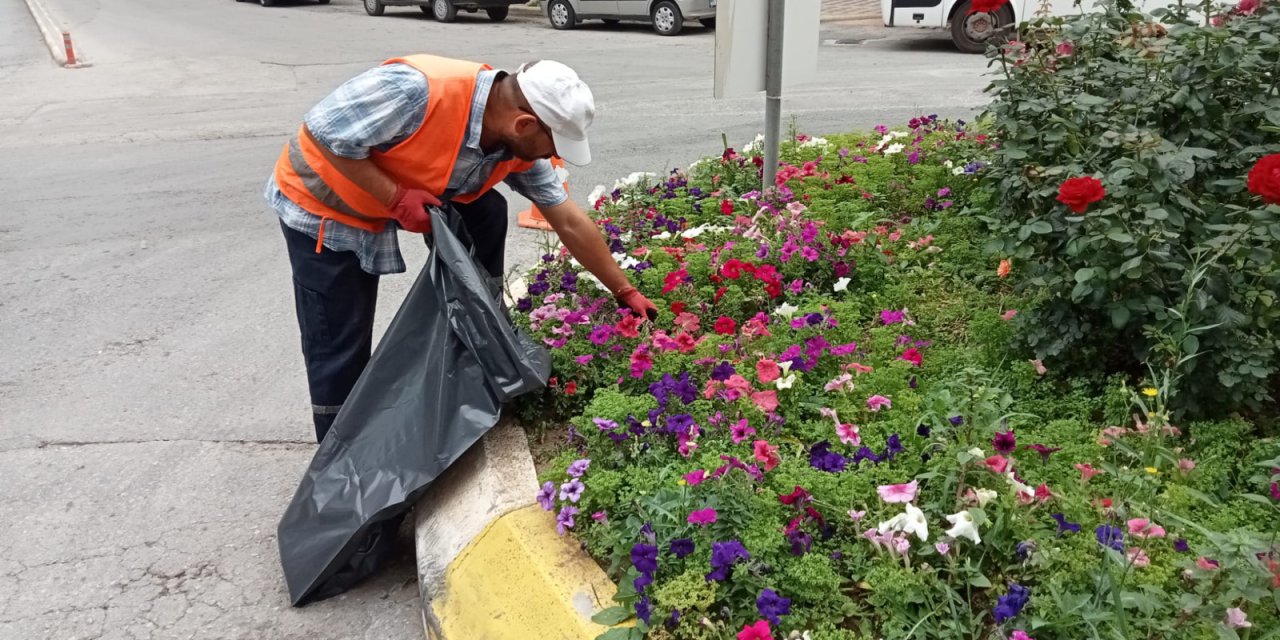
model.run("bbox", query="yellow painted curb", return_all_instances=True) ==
[428,504,619,640]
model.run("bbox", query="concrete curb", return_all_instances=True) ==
[20,0,87,68]
[413,420,619,639]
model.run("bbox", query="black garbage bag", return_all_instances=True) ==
[277,206,550,606]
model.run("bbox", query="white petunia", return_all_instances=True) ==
[743,133,765,154]
[773,302,800,318]
[967,447,985,458]
[618,255,639,270]
[973,489,998,507]
[953,165,967,176]
[587,184,608,205]
[878,503,929,542]
[652,231,672,240]
[884,143,905,155]
[776,373,797,390]
[1005,471,1033,497]
[944,510,982,544]
[800,136,829,149]
[833,277,851,292]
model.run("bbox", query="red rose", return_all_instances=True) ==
[968,0,1008,13]
[564,380,577,395]
[1056,176,1106,214]
[714,316,737,335]
[1247,154,1280,205]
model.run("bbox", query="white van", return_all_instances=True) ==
[881,0,1176,53]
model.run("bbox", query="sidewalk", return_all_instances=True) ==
[823,0,882,22]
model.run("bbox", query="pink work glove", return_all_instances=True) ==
[388,186,442,234]
[615,287,659,322]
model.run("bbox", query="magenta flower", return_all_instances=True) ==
[880,309,907,325]
[992,430,1017,455]
[1025,443,1061,464]
[876,479,919,503]
[731,419,757,444]
[688,508,718,526]
[685,469,707,486]
[836,423,861,446]
[867,395,892,412]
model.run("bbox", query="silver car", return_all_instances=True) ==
[545,0,717,35]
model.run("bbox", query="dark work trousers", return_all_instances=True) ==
[281,188,509,444]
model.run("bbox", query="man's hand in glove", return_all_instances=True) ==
[388,186,441,234]
[615,287,659,322]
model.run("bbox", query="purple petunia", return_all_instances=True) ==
[567,458,591,478]
[707,540,750,582]
[631,542,659,575]
[880,309,907,325]
[635,596,651,625]
[884,433,904,461]
[757,589,792,625]
[536,481,556,511]
[1096,524,1124,551]
[1051,513,1080,536]
[993,430,1017,455]
[809,440,848,473]
[559,479,584,503]
[711,361,736,381]
[556,505,579,535]
[668,538,695,559]
[1174,538,1189,553]
[993,584,1030,623]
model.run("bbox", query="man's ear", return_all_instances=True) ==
[513,112,539,136]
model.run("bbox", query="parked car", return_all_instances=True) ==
[240,0,331,7]
[362,0,524,21]
[545,0,716,36]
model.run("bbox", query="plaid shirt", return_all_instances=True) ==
[264,65,567,275]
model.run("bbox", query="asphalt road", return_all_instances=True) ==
[0,1,989,638]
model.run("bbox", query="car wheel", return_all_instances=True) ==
[486,6,509,20]
[547,0,576,29]
[699,17,715,28]
[363,0,385,15]
[651,0,682,36]
[950,0,1014,53]
[433,0,458,21]
[602,18,620,24]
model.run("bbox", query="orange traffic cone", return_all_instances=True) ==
[518,157,565,231]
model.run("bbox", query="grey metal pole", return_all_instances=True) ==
[762,0,785,192]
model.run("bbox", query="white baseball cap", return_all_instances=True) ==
[516,60,595,166]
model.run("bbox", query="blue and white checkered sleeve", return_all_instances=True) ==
[505,159,569,208]
[303,64,429,160]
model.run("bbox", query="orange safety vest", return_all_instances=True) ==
[273,54,533,250]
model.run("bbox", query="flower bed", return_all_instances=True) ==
[510,116,1280,640]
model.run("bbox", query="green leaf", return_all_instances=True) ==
[1074,268,1095,284]
[968,574,993,588]
[592,606,634,626]
[1106,230,1134,244]
[1238,493,1278,507]
[1076,94,1109,105]
[1147,208,1169,221]
[1028,220,1053,234]
[1110,305,1131,329]
[1181,334,1199,356]
[595,628,638,640]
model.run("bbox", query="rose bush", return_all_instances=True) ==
[976,0,1280,416]
[511,118,1280,639]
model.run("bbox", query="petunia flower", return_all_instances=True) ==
[1010,631,1034,640]
[833,277,851,292]
[753,440,781,472]
[935,542,951,556]
[668,538,694,558]
[556,505,579,535]
[536,481,556,511]
[945,510,981,544]
[984,455,1011,474]
[731,419,757,444]
[1001,309,1019,321]
[1126,547,1151,568]
[1025,444,1062,464]
[757,359,781,383]
[1126,518,1167,539]
[756,589,791,626]
[836,422,861,446]
[1075,463,1103,482]
[751,391,779,413]
[684,469,707,486]
[1196,556,1220,571]
[1051,513,1081,536]
[866,395,893,412]
[993,584,1030,623]
[775,373,797,390]
[824,373,854,392]
[877,479,919,503]
[971,488,998,507]
[848,510,866,522]
[737,620,774,640]
[992,430,1017,455]
[559,479,585,503]
[1224,607,1251,629]
[567,459,591,478]
[878,503,929,541]
[1177,458,1196,476]
[1096,525,1124,551]
[688,508,718,526]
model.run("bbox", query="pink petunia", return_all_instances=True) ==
[1224,607,1251,629]
[753,439,780,472]
[1126,547,1151,568]
[866,395,893,412]
[1001,309,1019,321]
[984,455,1011,474]
[1196,557,1220,571]
[751,390,779,413]
[684,469,707,486]
[688,508,718,525]
[1010,631,1034,640]
[1126,518,1167,539]
[757,359,781,383]
[837,423,861,446]
[1178,458,1196,476]
[731,419,757,444]
[824,373,854,392]
[876,479,919,503]
[899,348,923,367]
[847,362,874,374]
[1075,463,1103,482]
